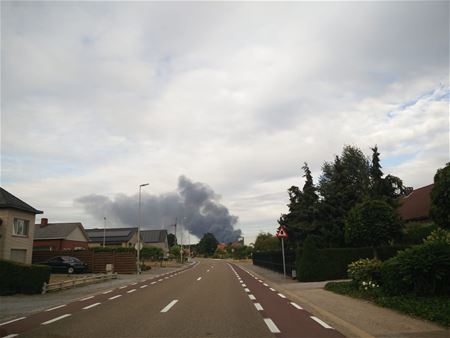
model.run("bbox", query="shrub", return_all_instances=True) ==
[347,258,382,289]
[400,222,438,244]
[380,242,450,296]
[423,228,450,245]
[140,246,164,260]
[297,237,323,281]
[0,259,51,295]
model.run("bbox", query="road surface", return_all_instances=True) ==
[0,259,345,338]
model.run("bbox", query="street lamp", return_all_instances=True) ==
[103,216,107,248]
[137,183,149,274]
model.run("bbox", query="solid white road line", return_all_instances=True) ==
[127,289,136,293]
[102,290,113,294]
[41,314,72,325]
[269,288,276,292]
[83,303,101,310]
[108,295,122,300]
[291,302,303,309]
[119,286,127,289]
[161,300,179,313]
[140,285,148,288]
[197,277,202,281]
[278,293,286,298]
[254,303,264,311]
[311,316,333,329]
[45,304,66,312]
[244,288,250,292]
[248,294,256,300]
[0,317,26,326]
[264,318,281,333]
[3,334,19,338]
[80,296,95,301]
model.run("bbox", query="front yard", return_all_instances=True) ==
[325,281,450,327]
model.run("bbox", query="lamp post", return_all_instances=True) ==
[103,216,107,248]
[137,183,149,274]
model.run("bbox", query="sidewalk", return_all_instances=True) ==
[237,261,450,338]
[0,264,184,322]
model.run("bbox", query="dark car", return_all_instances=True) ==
[42,256,88,274]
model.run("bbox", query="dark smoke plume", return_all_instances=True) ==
[76,176,241,243]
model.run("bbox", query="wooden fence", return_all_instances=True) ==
[32,250,137,274]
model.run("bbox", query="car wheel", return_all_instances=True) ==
[68,267,75,274]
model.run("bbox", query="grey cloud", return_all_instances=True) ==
[76,176,241,243]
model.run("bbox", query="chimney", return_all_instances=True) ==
[41,218,48,227]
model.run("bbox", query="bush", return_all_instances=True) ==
[381,242,450,296]
[423,228,450,245]
[140,246,163,260]
[401,222,438,244]
[0,259,51,295]
[347,258,382,289]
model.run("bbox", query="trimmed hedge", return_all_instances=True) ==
[0,259,51,295]
[296,245,409,282]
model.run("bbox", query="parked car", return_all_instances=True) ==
[41,256,88,274]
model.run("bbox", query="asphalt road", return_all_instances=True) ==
[0,259,345,338]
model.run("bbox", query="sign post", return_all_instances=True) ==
[275,226,288,279]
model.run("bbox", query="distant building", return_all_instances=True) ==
[0,187,43,264]
[140,229,169,257]
[33,218,89,251]
[85,227,139,248]
[217,243,226,251]
[398,184,434,223]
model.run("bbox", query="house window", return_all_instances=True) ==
[13,218,29,236]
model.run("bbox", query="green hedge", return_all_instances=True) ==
[0,259,51,295]
[296,245,408,282]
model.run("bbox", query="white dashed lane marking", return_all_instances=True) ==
[45,304,66,312]
[291,302,303,309]
[3,334,19,338]
[83,303,101,310]
[102,290,113,294]
[108,295,122,300]
[127,289,136,293]
[197,277,202,281]
[254,303,264,311]
[248,294,256,300]
[269,288,276,292]
[80,296,95,301]
[244,288,250,292]
[119,286,127,289]
[0,317,26,326]
[140,285,148,288]
[311,316,333,329]
[278,293,286,298]
[160,300,179,313]
[41,314,72,325]
[264,318,281,333]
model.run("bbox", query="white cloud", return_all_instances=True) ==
[1,1,448,241]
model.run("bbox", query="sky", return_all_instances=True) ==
[1,1,449,244]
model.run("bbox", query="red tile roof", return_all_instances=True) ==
[398,184,433,221]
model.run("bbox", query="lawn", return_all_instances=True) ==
[325,281,450,327]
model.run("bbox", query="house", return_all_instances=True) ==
[33,218,89,251]
[85,227,139,248]
[140,229,169,257]
[0,187,43,264]
[398,184,434,223]
[217,243,226,251]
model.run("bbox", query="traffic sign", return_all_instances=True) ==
[276,226,288,238]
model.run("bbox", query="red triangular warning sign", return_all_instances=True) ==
[276,226,288,238]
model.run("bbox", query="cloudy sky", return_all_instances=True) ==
[1,1,449,244]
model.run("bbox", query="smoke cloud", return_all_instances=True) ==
[76,176,241,243]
